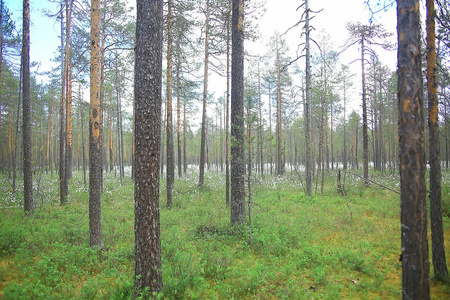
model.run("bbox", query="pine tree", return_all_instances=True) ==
[134,0,164,295]
[230,0,245,225]
[22,0,33,215]
[398,0,430,298]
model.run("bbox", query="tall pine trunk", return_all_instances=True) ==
[398,0,430,298]
[89,0,103,249]
[176,42,182,179]
[426,0,448,281]
[276,47,283,176]
[166,0,174,208]
[134,0,163,294]
[22,0,33,214]
[361,38,369,186]
[304,0,312,195]
[64,0,74,197]
[59,0,66,205]
[230,0,245,225]
[225,3,231,205]
[199,0,210,189]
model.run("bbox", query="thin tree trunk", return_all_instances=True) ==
[166,0,174,208]
[89,0,104,249]
[59,0,66,205]
[109,89,114,172]
[47,103,53,175]
[64,0,74,197]
[247,93,252,244]
[13,61,23,195]
[268,84,273,176]
[115,55,124,184]
[427,0,448,281]
[176,42,182,179]
[230,0,245,225]
[0,0,3,172]
[361,37,369,186]
[8,93,13,178]
[258,59,264,178]
[225,8,231,198]
[199,0,210,189]
[22,0,33,214]
[79,84,86,187]
[183,96,187,174]
[160,98,166,175]
[343,78,347,170]
[276,46,283,176]
[304,0,312,194]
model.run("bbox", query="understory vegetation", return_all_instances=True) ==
[1,169,450,299]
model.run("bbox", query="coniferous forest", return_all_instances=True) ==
[1,0,450,298]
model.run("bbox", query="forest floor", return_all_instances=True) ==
[0,169,450,299]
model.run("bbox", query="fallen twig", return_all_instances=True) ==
[345,171,400,195]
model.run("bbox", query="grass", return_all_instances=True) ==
[0,168,449,299]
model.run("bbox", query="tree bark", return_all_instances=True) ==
[22,0,33,214]
[361,37,369,186]
[115,55,124,184]
[247,91,252,244]
[79,85,86,187]
[258,59,264,178]
[426,0,448,281]
[276,45,283,176]
[109,89,114,172]
[230,0,245,226]
[64,0,74,196]
[304,0,312,195]
[183,95,187,174]
[166,0,174,208]
[59,0,66,205]
[398,0,430,298]
[176,41,182,179]
[89,0,104,249]
[225,3,231,205]
[0,0,3,171]
[199,0,210,189]
[134,0,163,295]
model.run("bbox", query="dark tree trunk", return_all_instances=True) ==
[304,0,312,195]
[199,0,210,189]
[80,92,86,188]
[183,97,187,174]
[166,0,174,208]
[89,0,103,249]
[230,0,245,226]
[426,0,448,281]
[134,0,163,295]
[176,45,182,179]
[64,0,74,197]
[22,0,33,214]
[12,63,22,195]
[59,0,66,205]
[0,0,3,172]
[247,93,252,244]
[398,0,430,298]
[361,38,369,186]
[343,77,347,171]
[258,60,264,178]
[115,56,124,184]
[109,94,114,173]
[276,48,283,176]
[225,4,231,206]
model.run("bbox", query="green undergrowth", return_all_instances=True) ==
[1,169,449,299]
